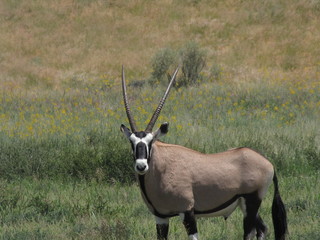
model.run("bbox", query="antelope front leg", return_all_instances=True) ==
[180,209,198,240]
[155,216,169,240]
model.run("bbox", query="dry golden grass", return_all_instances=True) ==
[0,0,319,92]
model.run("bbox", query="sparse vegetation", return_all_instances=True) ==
[0,0,319,239]
[179,41,207,86]
[150,42,207,87]
[151,47,177,85]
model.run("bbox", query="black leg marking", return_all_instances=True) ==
[183,209,198,236]
[242,193,262,240]
[243,216,256,240]
[256,215,268,239]
[156,224,169,240]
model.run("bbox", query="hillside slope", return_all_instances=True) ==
[1,0,319,90]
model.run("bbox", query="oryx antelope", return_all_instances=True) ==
[120,66,287,240]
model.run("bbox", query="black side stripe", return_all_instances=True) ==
[139,175,257,219]
[194,192,258,215]
[138,175,177,218]
[194,194,241,215]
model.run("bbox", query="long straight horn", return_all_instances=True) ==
[145,67,179,132]
[122,65,137,132]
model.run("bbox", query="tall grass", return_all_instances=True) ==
[0,76,319,181]
[0,175,319,239]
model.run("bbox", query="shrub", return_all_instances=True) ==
[150,42,207,87]
[179,41,207,86]
[150,48,177,85]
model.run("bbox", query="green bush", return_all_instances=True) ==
[179,41,207,86]
[150,42,207,87]
[150,48,177,85]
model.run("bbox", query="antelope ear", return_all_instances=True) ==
[153,122,169,140]
[120,124,132,138]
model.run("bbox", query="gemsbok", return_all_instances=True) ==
[120,66,287,240]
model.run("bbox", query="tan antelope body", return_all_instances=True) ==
[142,142,273,216]
[120,67,287,240]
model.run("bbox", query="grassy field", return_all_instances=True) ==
[0,0,320,239]
[0,175,319,239]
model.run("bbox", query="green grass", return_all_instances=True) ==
[0,0,320,238]
[0,176,319,239]
[0,78,318,181]
[0,78,318,238]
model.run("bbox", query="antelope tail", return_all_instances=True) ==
[272,172,288,240]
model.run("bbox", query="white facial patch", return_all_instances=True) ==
[129,133,153,144]
[129,133,153,174]
[129,133,153,156]
[135,159,149,174]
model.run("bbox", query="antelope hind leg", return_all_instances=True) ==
[256,215,267,240]
[240,193,263,240]
[180,209,199,240]
[155,216,169,240]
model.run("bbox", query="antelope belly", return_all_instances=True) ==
[195,198,240,218]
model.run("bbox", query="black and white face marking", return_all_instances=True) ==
[129,131,154,175]
[121,123,169,175]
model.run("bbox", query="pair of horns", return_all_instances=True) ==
[122,66,179,133]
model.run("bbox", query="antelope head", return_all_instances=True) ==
[120,66,179,175]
